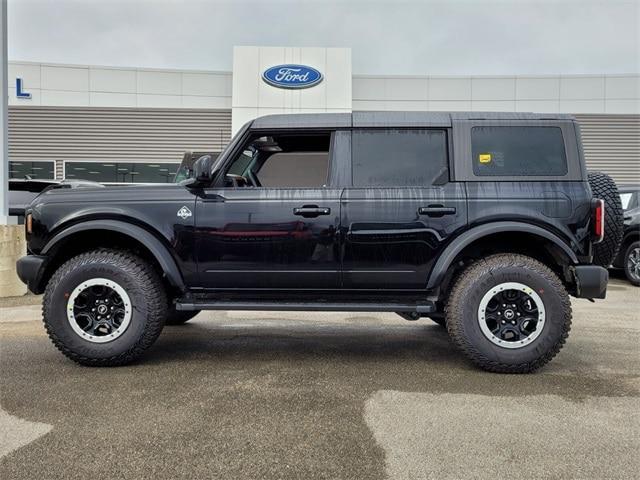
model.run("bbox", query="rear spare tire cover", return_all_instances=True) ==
[587,171,624,267]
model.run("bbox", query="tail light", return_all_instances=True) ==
[592,199,605,244]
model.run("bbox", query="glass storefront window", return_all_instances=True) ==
[64,162,180,183]
[9,161,55,179]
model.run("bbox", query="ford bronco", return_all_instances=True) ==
[16,112,623,372]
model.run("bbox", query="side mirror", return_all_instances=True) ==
[190,155,214,185]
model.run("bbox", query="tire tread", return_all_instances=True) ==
[445,253,572,373]
[588,171,624,267]
[43,249,167,366]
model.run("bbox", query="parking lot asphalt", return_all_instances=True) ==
[1,277,638,480]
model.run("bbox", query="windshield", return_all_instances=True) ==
[620,193,633,210]
[211,121,252,173]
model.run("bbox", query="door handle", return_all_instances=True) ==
[293,205,331,218]
[418,205,457,217]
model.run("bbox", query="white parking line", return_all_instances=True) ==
[0,408,52,458]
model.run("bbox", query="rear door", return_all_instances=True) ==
[341,128,467,290]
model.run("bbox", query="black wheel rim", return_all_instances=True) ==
[478,282,545,349]
[627,247,640,282]
[67,278,132,343]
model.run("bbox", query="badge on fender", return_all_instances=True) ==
[177,206,192,220]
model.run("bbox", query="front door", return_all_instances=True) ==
[195,130,343,290]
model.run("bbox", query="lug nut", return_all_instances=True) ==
[511,320,516,325]
[501,320,506,324]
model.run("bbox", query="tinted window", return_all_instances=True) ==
[9,161,55,179]
[258,153,329,188]
[65,162,180,183]
[472,126,567,177]
[352,129,448,186]
[225,132,331,188]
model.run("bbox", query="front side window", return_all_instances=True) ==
[352,129,448,187]
[471,126,568,177]
[223,133,331,188]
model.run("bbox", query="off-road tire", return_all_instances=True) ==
[43,249,167,366]
[166,308,200,325]
[445,254,572,373]
[588,171,624,267]
[623,241,640,286]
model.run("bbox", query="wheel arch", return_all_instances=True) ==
[622,229,640,250]
[39,219,185,293]
[427,221,578,290]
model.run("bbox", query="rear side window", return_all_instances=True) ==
[352,129,448,186]
[471,126,568,177]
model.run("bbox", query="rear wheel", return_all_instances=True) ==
[624,241,640,286]
[43,249,167,366]
[445,254,572,373]
[587,171,624,267]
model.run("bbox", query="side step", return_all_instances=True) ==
[175,300,435,313]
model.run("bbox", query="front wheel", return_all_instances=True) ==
[445,254,572,373]
[624,241,640,286]
[43,249,167,366]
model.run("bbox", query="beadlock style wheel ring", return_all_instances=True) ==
[67,278,132,343]
[478,282,545,349]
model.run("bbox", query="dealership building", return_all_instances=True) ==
[6,46,640,184]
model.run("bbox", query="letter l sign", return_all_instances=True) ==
[16,78,31,99]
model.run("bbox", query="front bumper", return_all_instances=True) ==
[573,265,608,299]
[16,255,47,294]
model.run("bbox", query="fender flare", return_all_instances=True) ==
[42,219,186,291]
[426,221,579,289]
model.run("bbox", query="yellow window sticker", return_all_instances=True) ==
[479,153,492,164]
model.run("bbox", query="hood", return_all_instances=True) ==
[31,182,188,206]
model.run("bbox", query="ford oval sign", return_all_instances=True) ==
[262,64,323,89]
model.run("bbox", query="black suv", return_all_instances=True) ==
[611,186,640,285]
[16,112,623,372]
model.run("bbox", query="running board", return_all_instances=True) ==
[175,300,435,313]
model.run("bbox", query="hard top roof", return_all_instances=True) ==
[250,111,575,129]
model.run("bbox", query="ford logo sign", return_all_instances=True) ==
[262,64,323,89]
